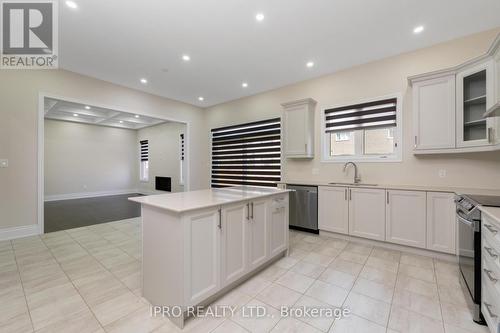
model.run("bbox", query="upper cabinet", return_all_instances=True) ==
[282,98,316,158]
[409,33,500,154]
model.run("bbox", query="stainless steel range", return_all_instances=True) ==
[456,194,500,325]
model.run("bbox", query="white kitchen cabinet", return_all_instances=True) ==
[348,188,386,241]
[318,186,349,234]
[426,192,456,254]
[456,60,496,148]
[220,202,248,286]
[269,195,288,257]
[386,190,427,248]
[412,75,456,150]
[247,198,269,270]
[282,98,316,158]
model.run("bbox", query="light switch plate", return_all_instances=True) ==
[0,159,8,168]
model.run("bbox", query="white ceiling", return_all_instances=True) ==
[59,0,500,107]
[44,98,167,129]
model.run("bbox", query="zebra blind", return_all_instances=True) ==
[140,140,149,161]
[180,134,185,160]
[211,118,281,188]
[324,98,397,133]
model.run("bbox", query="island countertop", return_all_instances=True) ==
[129,186,290,213]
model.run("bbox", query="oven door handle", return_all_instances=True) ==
[456,212,474,229]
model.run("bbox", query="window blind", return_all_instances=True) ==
[211,118,281,188]
[180,134,185,160]
[324,98,397,133]
[140,140,149,161]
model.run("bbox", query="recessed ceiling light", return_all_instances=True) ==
[306,61,315,68]
[65,1,78,9]
[255,13,265,21]
[198,96,204,101]
[413,25,424,34]
[73,113,78,117]
[140,78,148,84]
[84,106,90,110]
[135,115,140,118]
[119,121,123,124]
[242,82,248,88]
[182,54,190,61]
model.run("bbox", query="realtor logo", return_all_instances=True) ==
[1,0,58,69]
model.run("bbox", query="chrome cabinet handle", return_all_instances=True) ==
[487,127,493,144]
[484,269,498,283]
[349,189,352,201]
[344,188,347,201]
[246,203,250,220]
[218,208,222,229]
[485,224,499,234]
[251,202,254,219]
[485,302,498,319]
[386,192,389,205]
[485,247,499,259]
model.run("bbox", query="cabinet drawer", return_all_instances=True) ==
[483,215,500,248]
[482,275,500,333]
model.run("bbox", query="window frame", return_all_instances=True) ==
[321,94,403,163]
[139,140,149,182]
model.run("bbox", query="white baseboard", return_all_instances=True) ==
[0,224,39,241]
[44,189,139,202]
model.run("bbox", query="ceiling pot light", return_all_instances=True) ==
[65,1,78,9]
[140,78,148,84]
[198,96,204,101]
[119,121,123,124]
[73,113,78,117]
[413,25,424,34]
[135,115,140,118]
[182,54,190,61]
[306,61,315,68]
[242,82,248,88]
[255,13,264,21]
[84,106,90,110]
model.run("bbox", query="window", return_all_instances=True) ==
[179,133,185,185]
[323,96,401,162]
[140,140,149,181]
[211,118,281,188]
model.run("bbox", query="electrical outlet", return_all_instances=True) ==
[438,169,447,178]
[0,159,8,168]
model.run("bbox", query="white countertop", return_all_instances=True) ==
[280,180,500,196]
[129,186,290,213]
[480,206,500,224]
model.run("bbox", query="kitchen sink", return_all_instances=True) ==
[328,182,378,186]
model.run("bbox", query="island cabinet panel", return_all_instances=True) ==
[348,188,386,241]
[269,195,289,257]
[318,186,349,234]
[247,198,269,270]
[183,207,221,306]
[220,202,249,287]
[386,190,427,248]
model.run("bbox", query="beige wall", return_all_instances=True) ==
[204,28,500,190]
[0,70,207,229]
[137,122,187,194]
[44,120,139,198]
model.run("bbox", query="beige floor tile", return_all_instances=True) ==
[438,285,468,307]
[392,289,442,321]
[344,292,390,326]
[0,312,33,333]
[327,259,363,276]
[443,323,490,333]
[34,307,102,333]
[359,265,397,286]
[232,299,281,333]
[322,238,348,250]
[303,235,326,245]
[370,247,401,262]
[288,248,309,260]
[344,243,373,255]
[293,242,322,252]
[400,254,434,270]
[365,256,399,273]
[395,275,439,300]
[258,265,288,282]
[292,295,337,332]
[73,270,129,307]
[236,276,272,297]
[318,268,356,290]
[336,251,368,265]
[351,278,394,303]
[330,314,386,333]
[303,252,335,267]
[290,261,326,279]
[256,283,302,309]
[211,319,249,333]
[210,289,251,312]
[388,307,444,333]
[398,263,435,283]
[20,264,69,295]
[274,256,299,269]
[90,290,145,326]
[440,302,487,333]
[0,288,29,323]
[182,315,226,333]
[316,245,342,258]
[276,270,316,293]
[434,260,459,277]
[104,305,168,333]
[59,255,106,281]
[271,317,322,332]
[305,280,349,307]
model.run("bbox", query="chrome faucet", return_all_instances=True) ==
[343,162,361,184]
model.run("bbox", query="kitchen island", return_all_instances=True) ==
[129,186,290,328]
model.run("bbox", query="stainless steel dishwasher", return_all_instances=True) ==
[287,184,318,234]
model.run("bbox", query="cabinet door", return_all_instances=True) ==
[413,75,456,150]
[184,207,220,305]
[426,192,456,254]
[318,186,349,234]
[348,188,386,241]
[220,202,248,287]
[248,199,269,269]
[284,105,308,156]
[456,60,495,148]
[386,190,427,248]
[269,195,288,257]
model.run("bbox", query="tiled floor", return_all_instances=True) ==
[0,220,490,333]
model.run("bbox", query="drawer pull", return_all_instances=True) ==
[485,247,499,259]
[485,302,498,319]
[484,269,498,283]
[485,224,499,234]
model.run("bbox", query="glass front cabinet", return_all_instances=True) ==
[456,60,496,148]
